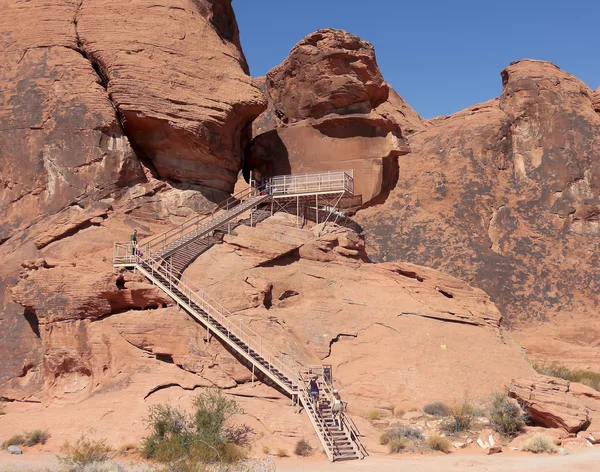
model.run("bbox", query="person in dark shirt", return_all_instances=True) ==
[309,375,320,407]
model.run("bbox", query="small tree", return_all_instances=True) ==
[141,388,249,465]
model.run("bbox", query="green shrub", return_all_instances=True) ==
[275,448,288,457]
[294,439,313,457]
[388,438,408,454]
[532,361,600,392]
[522,434,557,454]
[443,402,476,434]
[365,410,380,420]
[24,429,50,447]
[427,435,451,453]
[141,388,249,465]
[60,433,115,466]
[486,392,524,437]
[423,402,450,417]
[2,434,25,449]
[379,432,390,445]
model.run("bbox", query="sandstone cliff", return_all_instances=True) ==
[355,60,600,368]
[0,0,265,245]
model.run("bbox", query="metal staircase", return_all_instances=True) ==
[113,171,366,462]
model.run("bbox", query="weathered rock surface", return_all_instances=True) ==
[185,217,534,412]
[508,376,599,433]
[0,1,143,242]
[246,29,421,204]
[0,0,264,246]
[356,60,600,367]
[77,0,266,191]
[593,87,600,113]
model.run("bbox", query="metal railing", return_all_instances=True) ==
[143,185,262,257]
[305,366,367,459]
[269,170,354,197]
[113,243,301,393]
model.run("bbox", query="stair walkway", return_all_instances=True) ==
[113,171,365,461]
[150,192,271,260]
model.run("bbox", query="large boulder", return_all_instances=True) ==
[356,60,600,366]
[508,376,599,433]
[246,29,423,204]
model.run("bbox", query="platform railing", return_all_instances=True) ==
[269,170,354,197]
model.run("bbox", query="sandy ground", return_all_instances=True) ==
[1,448,600,472]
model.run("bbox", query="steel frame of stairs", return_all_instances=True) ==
[113,170,366,462]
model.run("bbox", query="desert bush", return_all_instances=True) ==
[0,401,6,416]
[423,402,450,417]
[24,429,50,447]
[60,433,115,466]
[486,392,525,437]
[388,426,424,441]
[532,361,600,392]
[2,434,25,449]
[275,448,288,458]
[443,402,476,434]
[66,460,127,472]
[522,434,557,454]
[427,435,451,453]
[379,432,390,445]
[365,410,380,421]
[388,438,409,454]
[141,388,249,465]
[293,439,313,457]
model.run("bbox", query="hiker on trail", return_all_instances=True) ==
[131,229,137,255]
[332,389,344,429]
[309,375,320,407]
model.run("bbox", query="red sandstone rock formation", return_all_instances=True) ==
[0,0,264,245]
[594,87,600,113]
[356,60,600,367]
[246,29,426,204]
[184,215,533,412]
[508,376,600,433]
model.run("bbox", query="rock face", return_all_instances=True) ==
[184,215,534,411]
[246,29,425,204]
[356,60,600,367]
[508,376,600,433]
[593,87,600,113]
[0,0,264,244]
[77,0,266,190]
[0,1,143,242]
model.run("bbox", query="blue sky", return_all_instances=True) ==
[233,0,600,118]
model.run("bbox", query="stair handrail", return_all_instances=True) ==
[144,184,263,254]
[311,369,367,459]
[128,250,301,391]
[297,375,335,461]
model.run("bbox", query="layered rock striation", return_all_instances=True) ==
[246,29,426,204]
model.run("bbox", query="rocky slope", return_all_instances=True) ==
[246,29,427,204]
[0,0,264,244]
[183,214,534,412]
[354,60,600,368]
